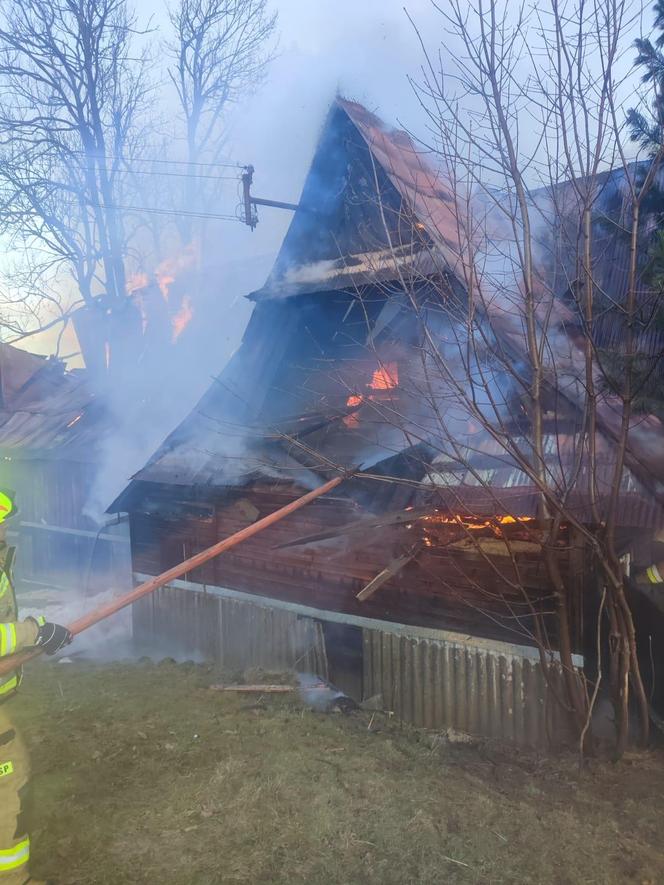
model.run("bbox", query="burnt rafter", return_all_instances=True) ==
[272,507,432,549]
[356,542,424,602]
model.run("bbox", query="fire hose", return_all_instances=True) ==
[0,475,344,677]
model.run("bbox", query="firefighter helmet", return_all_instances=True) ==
[0,489,17,523]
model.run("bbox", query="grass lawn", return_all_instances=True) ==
[10,659,664,884]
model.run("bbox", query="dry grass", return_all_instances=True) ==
[10,659,664,884]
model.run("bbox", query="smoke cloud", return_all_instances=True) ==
[77,0,451,521]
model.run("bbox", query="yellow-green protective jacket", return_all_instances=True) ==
[0,544,39,882]
[0,545,38,700]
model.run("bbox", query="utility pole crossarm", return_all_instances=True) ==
[251,196,300,212]
[241,165,302,229]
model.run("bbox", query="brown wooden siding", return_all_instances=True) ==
[0,459,131,590]
[129,483,574,649]
[0,459,97,529]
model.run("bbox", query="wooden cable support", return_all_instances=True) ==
[0,475,344,677]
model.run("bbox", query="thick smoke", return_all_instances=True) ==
[82,1,445,521]
[15,4,463,654]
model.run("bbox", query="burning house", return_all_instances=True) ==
[113,99,664,746]
[0,342,130,591]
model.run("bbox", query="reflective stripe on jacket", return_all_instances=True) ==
[0,546,30,700]
[0,836,30,872]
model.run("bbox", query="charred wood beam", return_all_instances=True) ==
[356,542,424,602]
[274,508,540,551]
[273,507,431,549]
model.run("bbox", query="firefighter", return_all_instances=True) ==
[0,490,72,885]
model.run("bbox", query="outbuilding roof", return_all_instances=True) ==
[0,342,106,461]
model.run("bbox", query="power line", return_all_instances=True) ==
[80,164,241,182]
[99,202,240,222]
[126,168,241,182]
[71,150,244,170]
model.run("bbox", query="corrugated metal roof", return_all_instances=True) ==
[424,478,663,528]
[422,423,664,527]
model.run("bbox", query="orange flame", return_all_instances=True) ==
[156,271,175,300]
[421,512,534,537]
[154,242,199,302]
[343,395,363,429]
[127,272,149,293]
[344,362,399,427]
[370,363,398,390]
[172,296,193,341]
[147,242,199,340]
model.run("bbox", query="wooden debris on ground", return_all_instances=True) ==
[209,684,296,693]
[209,682,330,693]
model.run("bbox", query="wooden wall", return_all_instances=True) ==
[129,482,578,650]
[0,458,131,591]
[0,458,96,529]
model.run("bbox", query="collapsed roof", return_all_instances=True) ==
[0,343,105,461]
[114,98,664,528]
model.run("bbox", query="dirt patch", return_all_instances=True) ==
[10,659,664,884]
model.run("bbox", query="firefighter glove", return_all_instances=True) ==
[35,621,73,655]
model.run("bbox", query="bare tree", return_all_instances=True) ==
[0,0,150,374]
[384,0,663,754]
[272,0,661,753]
[167,0,277,244]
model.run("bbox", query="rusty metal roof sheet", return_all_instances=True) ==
[338,99,461,265]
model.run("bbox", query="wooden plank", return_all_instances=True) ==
[356,544,423,602]
[273,507,432,549]
[209,684,296,693]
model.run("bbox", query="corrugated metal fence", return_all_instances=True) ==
[133,582,328,677]
[363,630,572,746]
[133,576,578,747]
